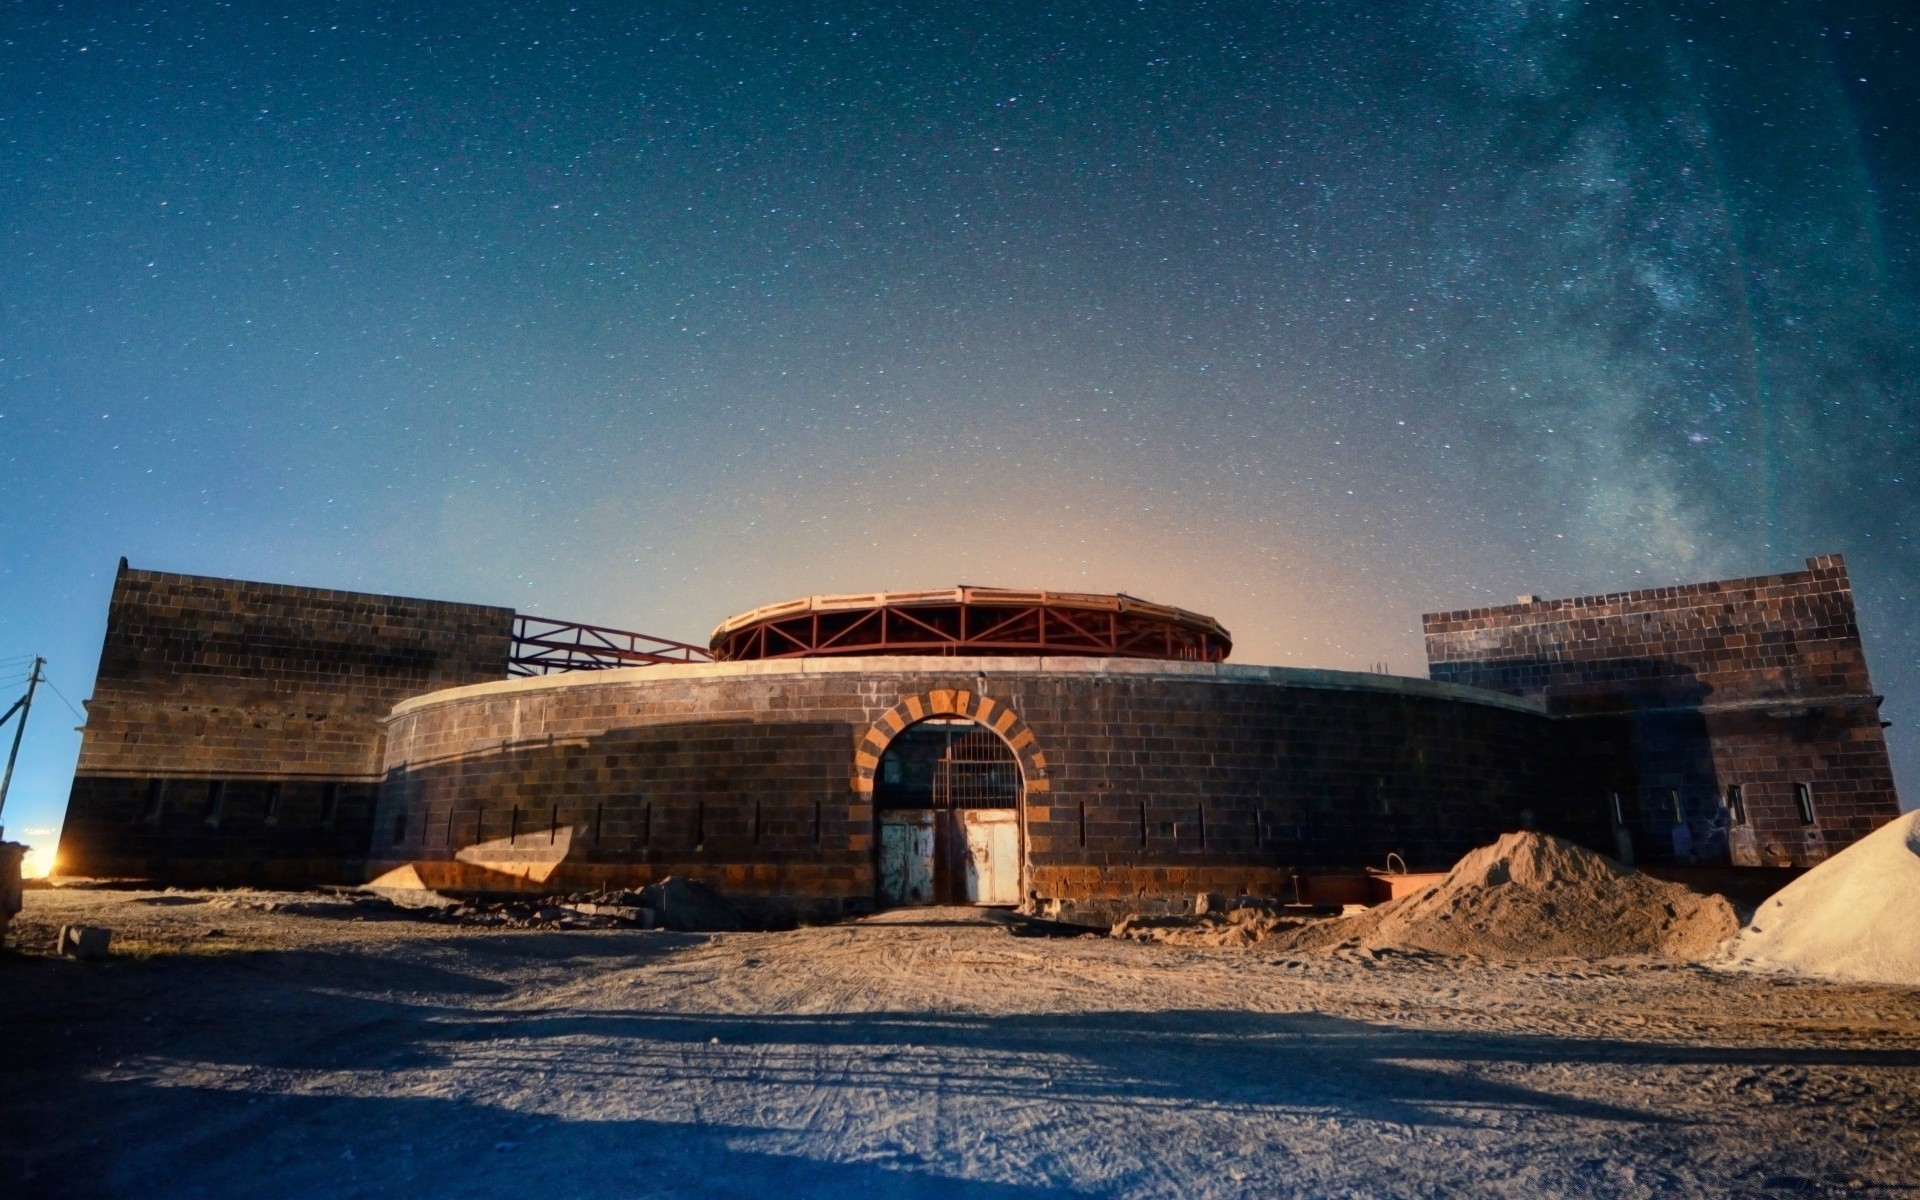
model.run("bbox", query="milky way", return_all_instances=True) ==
[1,1,1915,862]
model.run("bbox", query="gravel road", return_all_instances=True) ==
[3,887,1918,1198]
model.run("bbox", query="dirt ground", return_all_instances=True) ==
[3,887,1918,1199]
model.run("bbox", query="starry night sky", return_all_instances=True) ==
[3,1,1916,871]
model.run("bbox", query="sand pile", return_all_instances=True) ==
[1721,809,1920,985]
[1274,831,1739,959]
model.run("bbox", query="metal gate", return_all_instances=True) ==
[877,720,1022,906]
[932,725,1020,809]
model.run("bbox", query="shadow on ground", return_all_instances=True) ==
[4,932,1916,1198]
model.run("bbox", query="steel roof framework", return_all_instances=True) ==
[509,615,713,676]
[709,589,1230,663]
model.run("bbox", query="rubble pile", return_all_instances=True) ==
[1274,831,1739,960]
[415,876,748,932]
[1112,905,1313,948]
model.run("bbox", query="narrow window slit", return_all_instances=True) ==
[1794,782,1816,826]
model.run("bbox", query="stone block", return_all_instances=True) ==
[58,925,112,960]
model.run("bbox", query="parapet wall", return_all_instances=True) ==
[1423,555,1899,867]
[55,562,514,883]
[370,658,1564,908]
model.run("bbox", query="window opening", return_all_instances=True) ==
[204,781,226,827]
[141,779,166,824]
[1794,783,1816,826]
[264,782,283,826]
[1726,785,1746,826]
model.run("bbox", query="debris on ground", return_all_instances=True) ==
[1270,831,1739,960]
[360,883,461,910]
[426,894,655,931]
[1111,905,1316,948]
[1003,912,1105,938]
[1721,809,1920,986]
[85,880,745,933]
[56,923,112,959]
[560,901,655,925]
[630,877,745,932]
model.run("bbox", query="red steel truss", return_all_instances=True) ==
[709,587,1231,663]
[510,614,712,676]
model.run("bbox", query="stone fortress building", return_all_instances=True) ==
[54,555,1901,917]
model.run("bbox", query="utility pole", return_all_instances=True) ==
[0,656,44,826]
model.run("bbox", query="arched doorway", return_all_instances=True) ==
[873,717,1022,906]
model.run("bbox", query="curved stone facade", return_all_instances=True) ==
[371,657,1568,913]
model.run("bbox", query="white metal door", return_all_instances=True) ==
[960,808,1020,905]
[879,811,936,904]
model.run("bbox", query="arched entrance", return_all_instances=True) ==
[873,717,1022,905]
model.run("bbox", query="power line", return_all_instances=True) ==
[42,677,87,724]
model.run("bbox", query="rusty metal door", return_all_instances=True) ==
[875,720,1021,907]
[958,808,1020,904]
[879,810,936,905]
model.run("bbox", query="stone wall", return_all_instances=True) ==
[1423,554,1899,867]
[371,658,1563,910]
[55,562,513,883]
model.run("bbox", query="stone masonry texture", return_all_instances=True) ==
[1423,554,1900,867]
[54,556,1902,898]
[370,659,1565,910]
[55,562,514,884]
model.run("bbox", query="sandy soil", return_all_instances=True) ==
[3,887,1918,1199]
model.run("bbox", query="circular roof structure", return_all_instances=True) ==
[709,587,1231,663]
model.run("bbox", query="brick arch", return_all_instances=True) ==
[852,689,1049,798]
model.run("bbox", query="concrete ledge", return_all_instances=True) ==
[391,656,1545,719]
